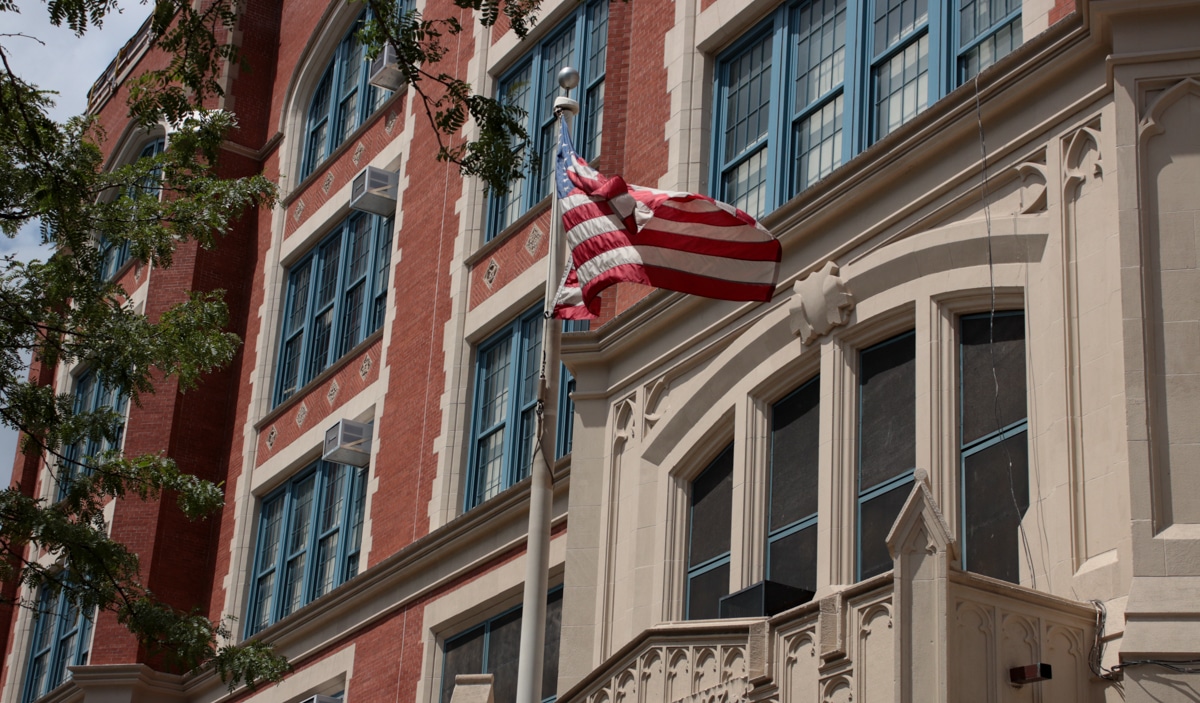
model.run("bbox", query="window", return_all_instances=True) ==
[686,445,733,620]
[487,0,608,238]
[59,370,128,501]
[300,9,399,181]
[274,213,392,406]
[959,311,1028,582]
[101,138,165,279]
[22,584,92,703]
[713,0,1021,217]
[246,460,368,636]
[857,331,915,580]
[441,589,562,703]
[767,377,820,593]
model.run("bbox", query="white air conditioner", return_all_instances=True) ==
[323,418,373,467]
[368,43,406,92]
[298,696,340,703]
[349,166,399,216]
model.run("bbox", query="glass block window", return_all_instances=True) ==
[960,311,1028,583]
[274,213,392,406]
[686,445,734,620]
[22,584,92,703]
[714,0,1020,216]
[246,460,368,636]
[487,0,608,239]
[441,589,563,703]
[58,370,128,501]
[857,331,916,580]
[768,377,820,593]
[300,6,409,181]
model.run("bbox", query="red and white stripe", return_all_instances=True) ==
[552,151,781,320]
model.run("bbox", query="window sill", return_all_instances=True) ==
[464,194,553,268]
[255,328,384,432]
[280,88,408,208]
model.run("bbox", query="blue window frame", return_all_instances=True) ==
[59,370,127,501]
[274,213,392,406]
[300,8,404,181]
[555,319,588,459]
[487,0,608,239]
[856,331,915,580]
[441,588,562,703]
[101,138,165,279]
[686,445,733,620]
[713,0,1020,217]
[246,460,368,636]
[767,376,820,593]
[22,584,92,703]
[465,311,581,510]
[959,311,1028,582]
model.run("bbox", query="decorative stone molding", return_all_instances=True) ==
[327,379,339,405]
[293,198,305,222]
[1063,124,1103,187]
[789,262,854,344]
[352,141,366,166]
[359,354,373,379]
[295,401,308,428]
[265,425,278,449]
[484,259,500,288]
[644,377,669,433]
[525,224,544,255]
[614,396,637,444]
[577,642,748,703]
[385,110,400,135]
[322,171,335,194]
[1016,159,1048,214]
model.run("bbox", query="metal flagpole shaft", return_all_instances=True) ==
[515,66,578,703]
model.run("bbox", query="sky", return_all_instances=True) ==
[0,2,152,487]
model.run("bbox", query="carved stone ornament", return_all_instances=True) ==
[352,142,366,166]
[385,111,399,135]
[293,199,305,223]
[1016,160,1048,214]
[322,172,335,194]
[643,377,669,432]
[359,354,373,380]
[525,224,544,255]
[295,402,308,428]
[327,379,339,405]
[484,259,500,288]
[789,261,854,343]
[265,425,278,449]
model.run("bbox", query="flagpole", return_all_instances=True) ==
[515,66,578,703]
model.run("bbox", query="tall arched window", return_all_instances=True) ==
[300,12,393,181]
[101,137,164,279]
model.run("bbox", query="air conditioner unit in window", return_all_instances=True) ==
[323,418,373,467]
[298,696,340,703]
[350,166,399,216]
[368,43,406,92]
[718,580,814,619]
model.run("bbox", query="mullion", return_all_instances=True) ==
[956,6,1020,54]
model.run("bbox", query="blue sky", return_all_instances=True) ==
[1,3,152,487]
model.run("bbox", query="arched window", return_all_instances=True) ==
[300,12,393,181]
[101,137,164,279]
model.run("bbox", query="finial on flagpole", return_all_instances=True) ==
[554,66,580,116]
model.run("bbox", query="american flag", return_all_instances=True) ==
[551,117,781,320]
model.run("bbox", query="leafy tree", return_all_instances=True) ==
[0,0,286,690]
[0,0,541,690]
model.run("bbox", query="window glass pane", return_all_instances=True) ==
[873,33,929,139]
[959,0,1019,45]
[479,339,512,429]
[958,16,1021,82]
[873,0,928,54]
[963,430,1029,582]
[793,0,846,109]
[770,378,820,531]
[769,523,817,592]
[494,64,532,233]
[486,608,523,703]
[442,625,485,703]
[724,35,772,164]
[961,312,1026,444]
[689,446,733,566]
[542,590,563,700]
[687,562,730,620]
[794,94,843,190]
[859,481,910,578]
[859,332,916,490]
